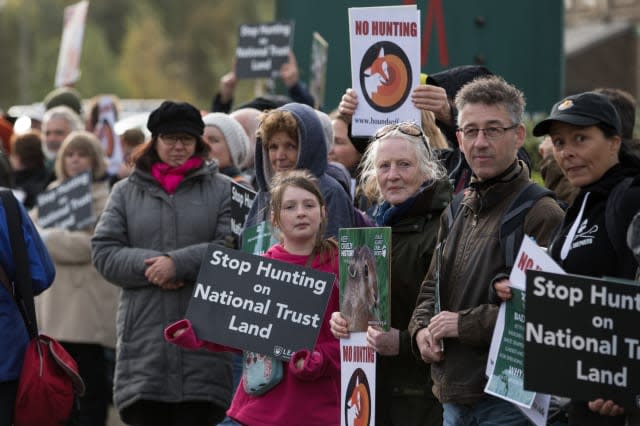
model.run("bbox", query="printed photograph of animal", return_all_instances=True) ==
[341,246,379,332]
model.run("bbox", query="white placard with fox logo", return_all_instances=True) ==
[341,333,376,426]
[348,5,421,137]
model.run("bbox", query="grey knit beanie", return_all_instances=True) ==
[315,109,334,152]
[202,112,250,168]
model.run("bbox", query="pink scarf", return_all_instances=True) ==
[151,157,203,194]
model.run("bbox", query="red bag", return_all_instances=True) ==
[13,334,86,426]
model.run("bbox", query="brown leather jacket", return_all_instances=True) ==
[409,161,564,405]
[539,154,578,205]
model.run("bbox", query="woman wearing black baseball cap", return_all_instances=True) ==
[496,92,640,425]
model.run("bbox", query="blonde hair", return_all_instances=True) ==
[54,130,107,180]
[421,110,448,149]
[269,170,337,265]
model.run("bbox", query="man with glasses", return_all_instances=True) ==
[409,76,564,425]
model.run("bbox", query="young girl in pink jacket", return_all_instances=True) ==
[165,170,340,426]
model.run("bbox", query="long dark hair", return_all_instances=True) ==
[596,123,640,171]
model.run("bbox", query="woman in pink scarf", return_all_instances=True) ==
[92,101,234,426]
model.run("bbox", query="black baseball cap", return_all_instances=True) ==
[533,92,622,137]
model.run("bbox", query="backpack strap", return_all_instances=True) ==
[500,183,556,268]
[0,189,38,338]
[0,261,12,296]
[445,191,465,234]
[446,183,557,268]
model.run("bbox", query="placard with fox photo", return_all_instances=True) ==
[339,227,391,332]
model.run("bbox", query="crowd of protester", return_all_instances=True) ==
[0,43,639,426]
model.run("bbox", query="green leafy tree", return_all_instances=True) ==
[76,25,125,97]
[2,0,276,109]
[117,1,192,101]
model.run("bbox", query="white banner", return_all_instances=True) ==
[54,0,89,88]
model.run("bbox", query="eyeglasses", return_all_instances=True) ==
[373,121,430,150]
[374,122,422,139]
[160,134,197,147]
[457,124,519,141]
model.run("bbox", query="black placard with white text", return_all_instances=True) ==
[230,181,256,240]
[524,270,640,409]
[235,21,293,79]
[185,245,335,361]
[36,171,93,230]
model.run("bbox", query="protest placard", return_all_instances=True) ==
[485,237,564,424]
[36,171,93,230]
[185,246,335,361]
[525,270,640,410]
[235,21,293,79]
[309,32,329,109]
[54,0,89,88]
[94,96,123,176]
[230,181,256,241]
[348,5,421,136]
[339,227,391,332]
[340,332,376,426]
[240,221,278,256]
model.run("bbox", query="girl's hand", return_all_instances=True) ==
[172,327,187,338]
[366,326,399,356]
[330,311,349,339]
[295,356,305,370]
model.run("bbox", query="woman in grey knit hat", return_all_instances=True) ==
[202,113,253,188]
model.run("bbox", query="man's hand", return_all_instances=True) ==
[494,278,513,302]
[416,327,443,363]
[539,135,553,158]
[411,84,452,124]
[280,52,300,88]
[366,327,399,356]
[338,88,358,123]
[219,71,237,104]
[427,311,459,340]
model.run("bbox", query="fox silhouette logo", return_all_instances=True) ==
[345,368,371,426]
[359,41,411,112]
